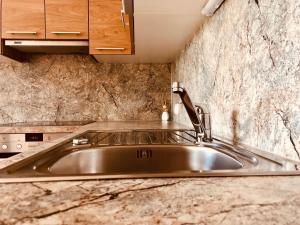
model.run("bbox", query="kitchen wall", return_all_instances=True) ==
[172,0,300,160]
[0,55,171,123]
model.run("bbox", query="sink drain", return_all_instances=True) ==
[137,149,152,159]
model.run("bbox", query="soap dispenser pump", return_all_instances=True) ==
[161,101,169,121]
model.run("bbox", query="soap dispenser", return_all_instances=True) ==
[161,101,169,121]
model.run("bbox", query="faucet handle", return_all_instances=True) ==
[194,104,209,114]
[194,105,204,114]
[194,104,212,141]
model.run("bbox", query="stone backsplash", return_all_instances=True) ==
[172,0,300,160]
[0,55,171,123]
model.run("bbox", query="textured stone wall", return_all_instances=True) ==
[0,55,171,123]
[172,0,300,160]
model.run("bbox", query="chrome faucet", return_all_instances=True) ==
[172,81,212,143]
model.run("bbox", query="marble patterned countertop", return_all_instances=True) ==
[0,121,300,224]
[0,121,94,133]
[1,176,300,224]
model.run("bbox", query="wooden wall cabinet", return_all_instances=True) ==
[1,0,134,59]
[2,0,45,39]
[45,0,88,40]
[89,0,132,55]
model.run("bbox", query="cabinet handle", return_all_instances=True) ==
[95,48,125,51]
[6,31,37,35]
[51,32,81,35]
[120,9,126,28]
[120,0,126,28]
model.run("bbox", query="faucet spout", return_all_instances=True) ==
[172,82,212,142]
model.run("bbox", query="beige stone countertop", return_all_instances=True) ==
[0,125,80,134]
[0,176,299,224]
[0,121,94,134]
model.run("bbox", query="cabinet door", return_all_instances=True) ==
[45,0,88,39]
[89,0,132,55]
[2,0,45,39]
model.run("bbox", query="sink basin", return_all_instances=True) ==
[38,145,243,175]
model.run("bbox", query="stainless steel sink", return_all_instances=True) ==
[0,129,299,182]
[39,145,243,175]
